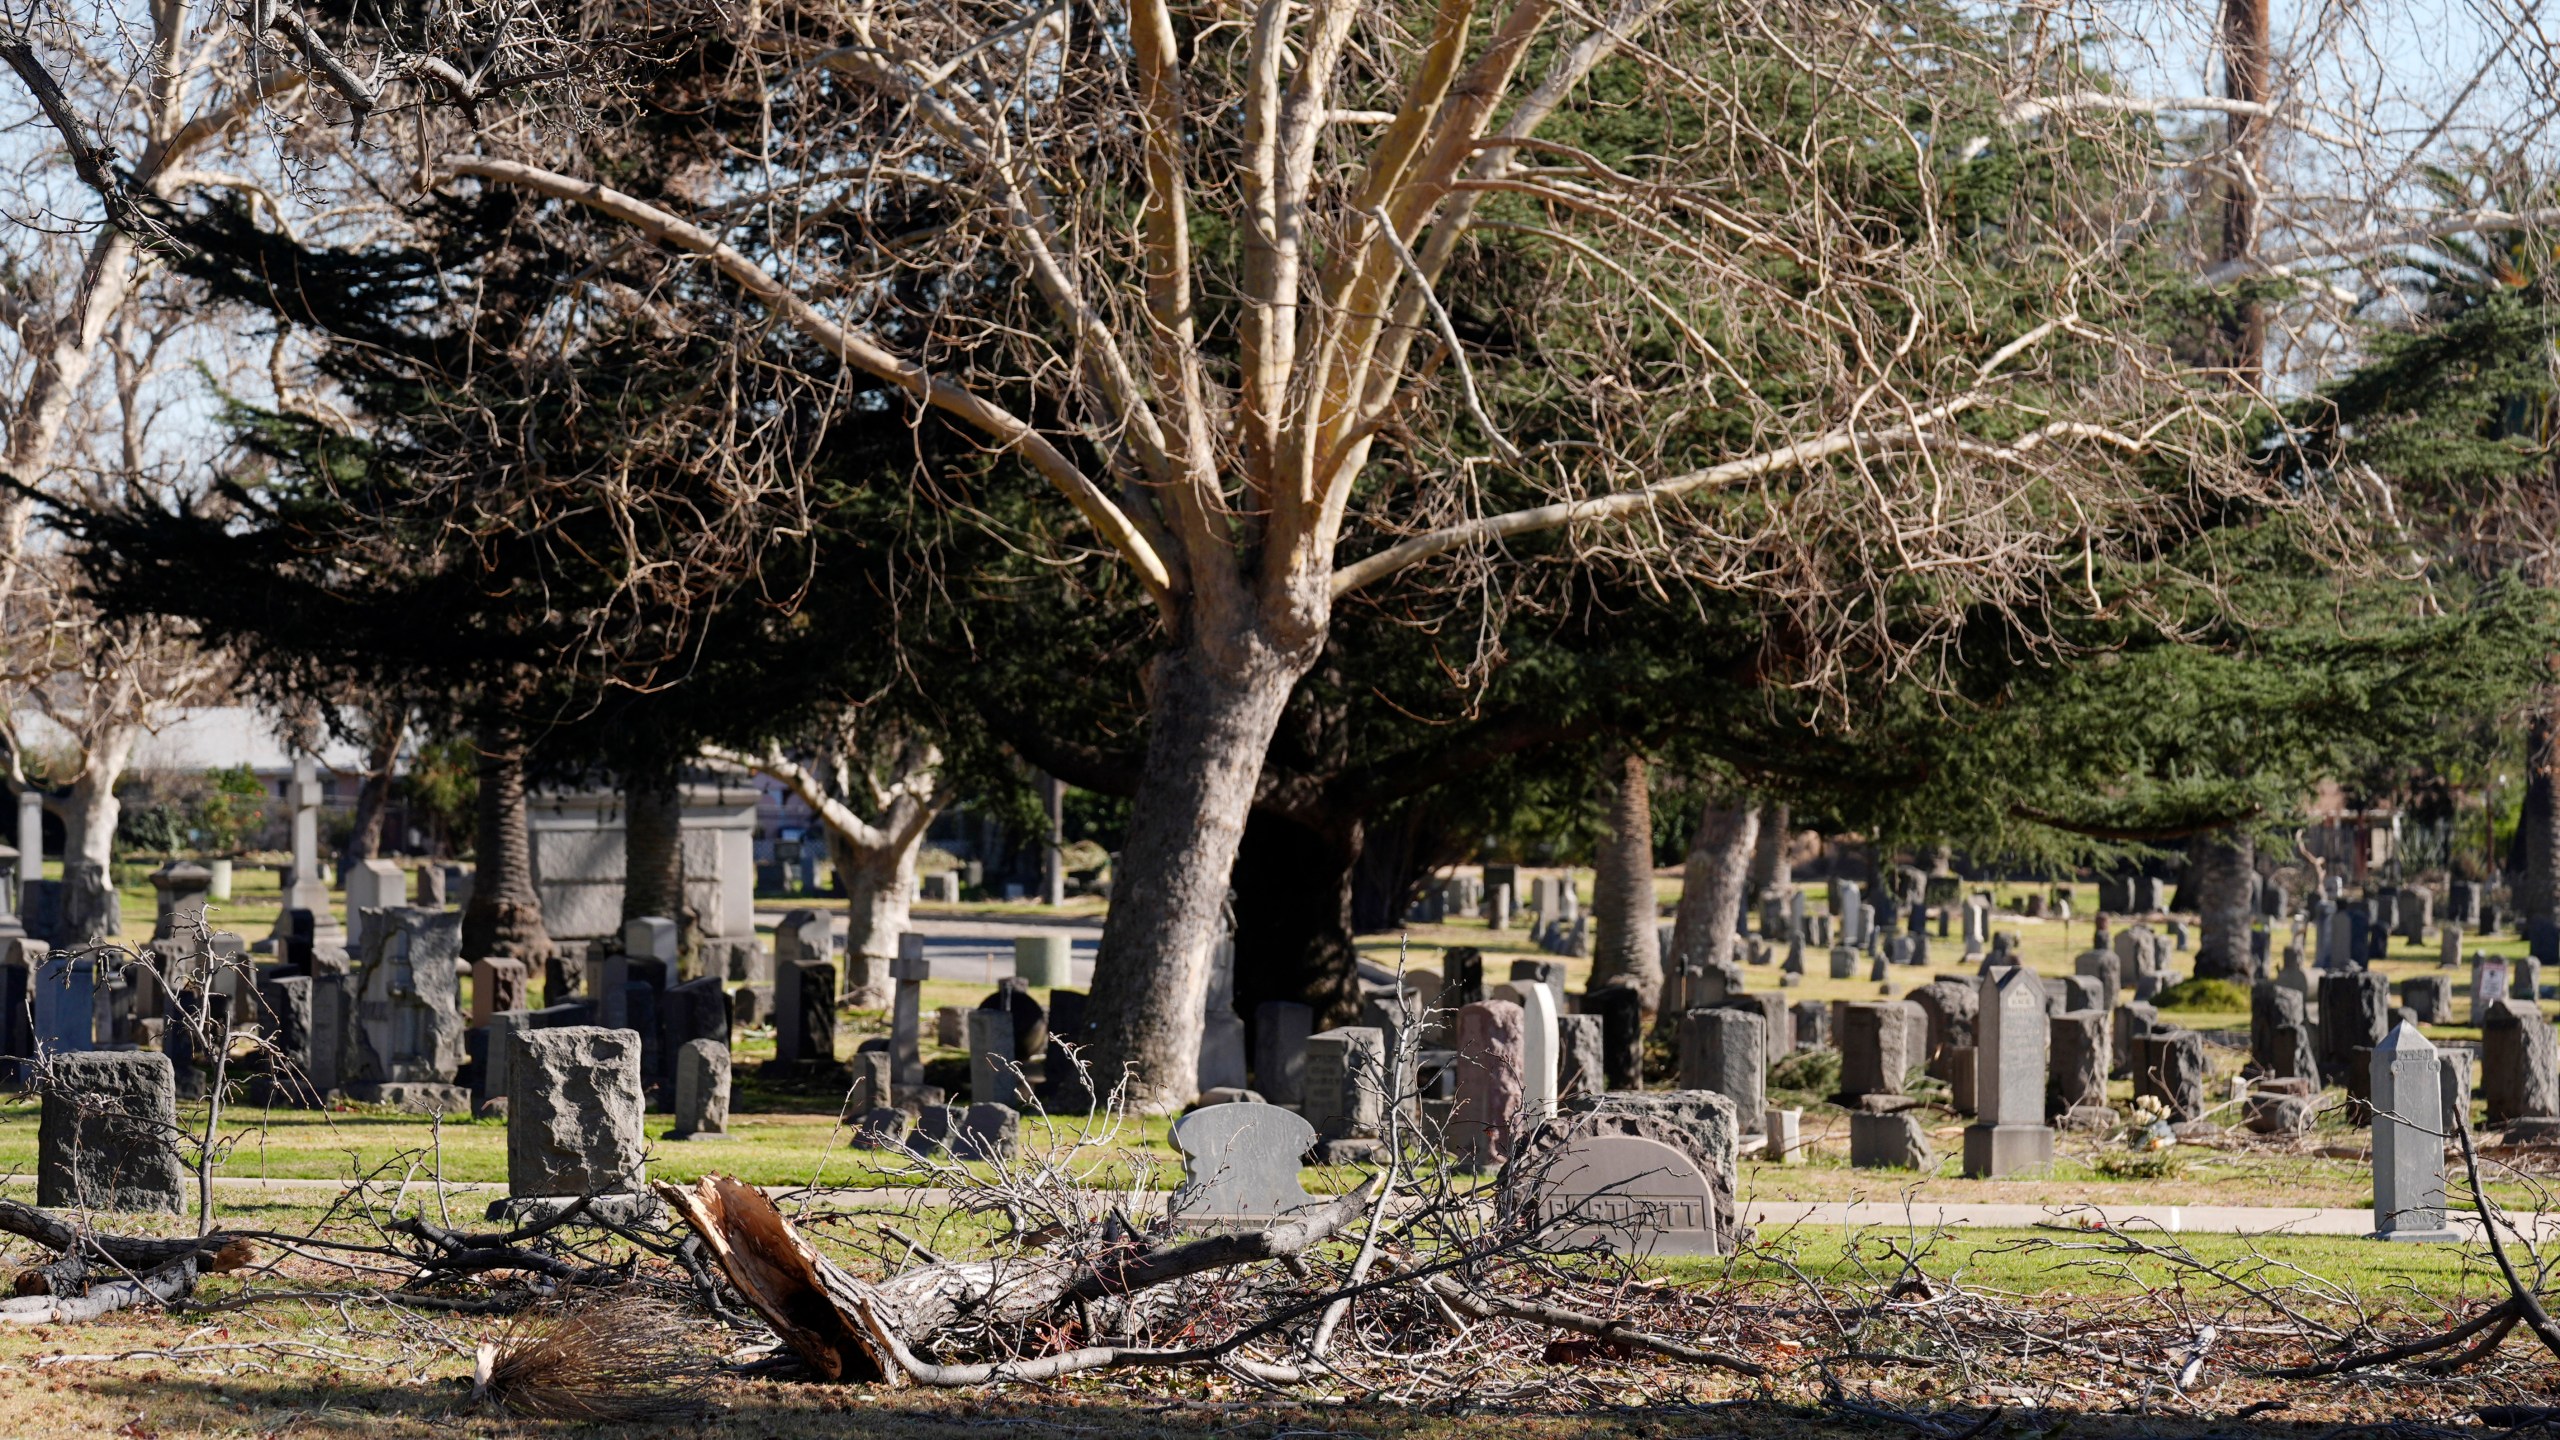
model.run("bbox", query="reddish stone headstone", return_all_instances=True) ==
[1453,999,1524,1169]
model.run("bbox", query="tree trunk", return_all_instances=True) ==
[1664,798,1759,1019]
[1231,808,1363,1035]
[2193,828,2257,981]
[57,726,135,945]
[1745,800,1789,903]
[461,724,553,964]
[2219,0,2270,380]
[335,716,403,877]
[1086,640,1309,1114]
[835,823,922,1009]
[622,770,686,927]
[1588,751,1663,1014]
[2526,695,2560,925]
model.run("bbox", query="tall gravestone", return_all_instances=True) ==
[968,1006,1022,1106]
[2370,1022,2459,1241]
[1518,981,1561,1123]
[891,931,930,1089]
[1585,983,1643,1092]
[1196,937,1248,1095]
[774,959,837,1068]
[1558,1013,1604,1099]
[2319,971,2392,1083]
[1253,1001,1315,1108]
[2047,1010,2109,1120]
[1963,966,2053,1176]
[1677,1009,1763,1130]
[268,752,342,950]
[1839,1001,1920,1100]
[1452,1000,1524,1169]
[671,1039,732,1138]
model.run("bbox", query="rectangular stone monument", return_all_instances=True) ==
[1584,984,1644,1091]
[38,1051,185,1212]
[659,976,730,1083]
[1678,1009,1764,1130]
[1252,1001,1315,1107]
[2483,1002,2560,1125]
[1839,1002,1920,1100]
[505,1026,646,1203]
[2372,1023,2460,1241]
[1305,1026,1387,1160]
[774,959,837,1067]
[1452,1000,1524,1169]
[1014,933,1072,988]
[968,1006,1022,1106]
[1534,1133,1721,1257]
[1964,966,2054,1177]
[891,933,930,1088]
[671,1039,732,1138]
[2474,956,2513,1026]
[1558,1013,1604,1099]
[471,957,529,1027]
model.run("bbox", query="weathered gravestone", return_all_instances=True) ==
[2372,1022,2460,1241]
[38,1051,185,1213]
[2482,1002,2560,1126]
[2048,1010,2110,1122]
[1720,991,1794,1058]
[2133,1029,2207,1123]
[1452,1000,1524,1169]
[1677,1009,1763,1131]
[774,959,837,1068]
[2319,971,2392,1083]
[1534,1133,1720,1256]
[1252,1001,1314,1107]
[891,932,930,1089]
[1964,966,2053,1177]
[1838,1001,1921,1101]
[2399,974,2453,1025]
[1555,1090,1740,1246]
[1558,1013,1604,1098]
[2476,957,2514,1026]
[849,1046,894,1114]
[468,1009,534,1114]
[1907,979,1976,1085]
[1170,1102,1319,1218]
[1791,999,1828,1050]
[968,1006,1024,1106]
[470,957,529,1027]
[346,909,467,1111]
[504,1026,647,1212]
[956,1102,1019,1162]
[2074,950,2120,1005]
[1304,1026,1386,1162]
[1850,1110,1933,1170]
[670,1039,732,1138]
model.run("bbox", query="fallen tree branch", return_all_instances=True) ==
[0,1257,195,1324]
[1416,1270,1769,1376]
[0,1198,256,1278]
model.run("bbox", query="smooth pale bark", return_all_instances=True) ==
[707,738,945,1011]
[622,772,686,929]
[335,717,403,876]
[1746,800,1790,902]
[2192,829,2256,981]
[56,721,137,945]
[1086,641,1309,1113]
[2526,698,2560,926]
[1588,752,1663,1014]
[1665,799,1759,1021]
[460,727,552,964]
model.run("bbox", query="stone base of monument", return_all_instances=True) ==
[1960,1122,2053,1178]
[2058,1104,2119,1133]
[352,1082,472,1115]
[485,1192,663,1226]
[2372,1223,2464,1243]
[1849,1111,1932,1170]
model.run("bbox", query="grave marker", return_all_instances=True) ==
[1963,966,2053,1177]
[1170,1102,1320,1217]
[1534,1133,1719,1256]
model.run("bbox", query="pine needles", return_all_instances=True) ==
[472,1292,715,1422]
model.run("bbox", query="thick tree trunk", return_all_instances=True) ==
[2193,828,2257,980]
[835,825,922,1009]
[1664,799,1759,1019]
[2526,696,2560,925]
[57,727,134,945]
[622,770,686,926]
[335,718,404,877]
[461,725,552,964]
[1588,751,1663,1014]
[1745,800,1789,903]
[1086,640,1308,1114]
[1231,808,1363,1035]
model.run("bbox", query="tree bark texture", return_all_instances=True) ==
[834,824,921,1009]
[2192,828,2258,981]
[1588,751,1662,1014]
[1745,800,1790,903]
[2527,695,2560,925]
[335,716,403,877]
[461,725,553,964]
[621,771,686,928]
[2219,0,2271,380]
[1086,639,1309,1114]
[1231,808,1363,1035]
[56,720,138,945]
[1665,799,1760,1017]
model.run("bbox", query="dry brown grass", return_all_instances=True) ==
[472,1291,715,1422]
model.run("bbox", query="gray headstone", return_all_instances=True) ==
[1305,1026,1386,1142]
[2048,1010,2108,1116]
[955,1102,1020,1162]
[1963,965,2053,1177]
[1839,1001,1921,1100]
[1790,999,1828,1050]
[890,934,931,1088]
[506,1026,646,1199]
[1534,1132,1719,1256]
[1584,984,1644,1091]
[776,959,837,1066]
[2372,1023,2459,1240]
[470,957,529,1027]
[660,977,731,1083]
[672,1039,731,1137]
[1252,1001,1315,1107]
[38,1051,185,1212]
[850,1047,893,1114]
[2399,974,2453,1026]
[1849,1110,1932,1170]
[2319,971,2392,1083]
[967,1006,1022,1106]
[2111,1001,2160,1079]
[2475,956,2513,1026]
[852,1106,910,1149]
[2133,1029,2207,1122]
[1170,1101,1317,1216]
[1558,1013,1605,1098]
[2483,1002,2560,1125]
[1677,1009,1764,1127]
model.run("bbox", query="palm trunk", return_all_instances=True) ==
[623,770,686,926]
[1588,751,1663,1014]
[1663,798,1759,1020]
[836,825,922,1009]
[2192,829,2257,980]
[58,727,135,945]
[461,723,552,964]
[1086,640,1308,1114]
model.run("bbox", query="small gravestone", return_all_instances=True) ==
[2399,974,2453,1025]
[504,1026,647,1207]
[38,1051,185,1212]
[2475,956,2513,1025]
[1584,984,1644,1090]
[1452,1000,1524,1169]
[852,1107,910,1149]
[1171,1101,1318,1217]
[469,1010,534,1113]
[1838,1001,1920,1100]
[2519,957,2546,1003]
[2372,1023,2460,1241]
[955,1102,1020,1162]
[1304,1026,1386,1161]
[1677,1009,1763,1128]
[1253,1001,1315,1107]
[2133,1029,2207,1123]
[2251,980,2302,1074]
[907,1104,958,1156]
[1442,948,1486,1009]
[670,1039,731,1138]
[1557,1013,1605,1097]
[471,957,529,1027]
[967,1006,1023,1106]
[850,1046,894,1114]
[1791,999,1827,1050]
[2062,974,2104,1013]
[1766,1107,1803,1163]
[2047,1010,2110,1121]
[936,1003,965,1048]
[1534,1133,1720,1256]
[1849,1110,1932,1170]
[1828,945,1857,980]
[659,977,730,1084]
[2483,1003,2560,1125]
[2111,1001,2160,1079]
